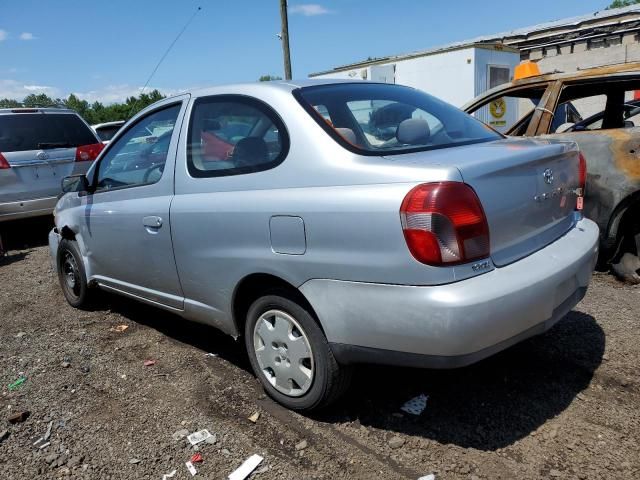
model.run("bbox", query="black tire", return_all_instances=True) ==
[57,239,92,309]
[244,290,352,411]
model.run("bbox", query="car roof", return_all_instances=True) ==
[179,78,376,99]
[91,120,125,128]
[464,62,640,109]
[0,107,78,114]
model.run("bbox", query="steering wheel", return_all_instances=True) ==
[143,163,164,183]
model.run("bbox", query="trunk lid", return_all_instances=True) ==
[453,138,580,266]
[385,138,581,267]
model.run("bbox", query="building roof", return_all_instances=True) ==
[309,42,518,77]
[310,4,640,77]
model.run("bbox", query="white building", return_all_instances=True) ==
[310,42,520,108]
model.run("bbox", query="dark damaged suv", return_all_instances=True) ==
[465,62,640,281]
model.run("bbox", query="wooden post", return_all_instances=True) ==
[279,0,293,80]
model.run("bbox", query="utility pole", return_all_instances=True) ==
[279,0,292,80]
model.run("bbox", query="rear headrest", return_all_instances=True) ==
[396,118,430,145]
[334,127,357,146]
[233,137,268,166]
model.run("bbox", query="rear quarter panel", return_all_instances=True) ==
[543,128,640,244]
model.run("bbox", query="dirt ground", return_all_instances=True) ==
[0,217,639,480]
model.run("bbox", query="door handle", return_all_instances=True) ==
[142,216,163,229]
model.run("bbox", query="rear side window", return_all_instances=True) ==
[0,113,97,152]
[295,83,501,156]
[187,95,289,178]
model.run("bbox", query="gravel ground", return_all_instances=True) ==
[0,218,639,480]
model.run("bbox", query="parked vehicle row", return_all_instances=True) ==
[0,108,103,222]
[49,80,598,410]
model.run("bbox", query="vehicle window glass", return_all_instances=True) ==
[347,100,444,146]
[95,126,122,142]
[95,104,181,191]
[187,96,288,177]
[553,95,607,132]
[622,90,640,128]
[468,88,545,135]
[0,113,97,152]
[297,83,500,155]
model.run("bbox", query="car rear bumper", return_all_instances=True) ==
[0,196,57,222]
[299,217,599,369]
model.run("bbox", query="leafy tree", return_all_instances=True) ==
[1,89,166,124]
[607,0,640,8]
[23,93,59,107]
[0,98,21,108]
[259,75,283,82]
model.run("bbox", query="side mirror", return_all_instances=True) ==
[61,174,89,194]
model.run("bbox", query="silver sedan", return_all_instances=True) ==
[49,80,599,410]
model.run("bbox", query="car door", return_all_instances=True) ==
[79,97,189,309]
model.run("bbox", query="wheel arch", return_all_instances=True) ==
[604,189,640,260]
[231,273,324,339]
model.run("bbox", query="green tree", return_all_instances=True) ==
[0,98,21,108]
[23,93,57,107]
[259,75,283,82]
[0,89,166,124]
[607,0,640,9]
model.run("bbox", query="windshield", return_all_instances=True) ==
[0,113,97,152]
[295,83,501,155]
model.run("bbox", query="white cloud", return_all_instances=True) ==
[0,79,61,99]
[0,30,7,41]
[0,79,183,104]
[24,84,53,91]
[289,4,331,16]
[19,32,36,40]
[72,84,184,104]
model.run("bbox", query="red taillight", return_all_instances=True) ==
[400,182,490,266]
[75,143,104,162]
[576,152,587,211]
[578,152,587,192]
[0,153,10,169]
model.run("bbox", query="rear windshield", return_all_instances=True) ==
[95,125,122,142]
[295,83,501,155]
[0,113,97,152]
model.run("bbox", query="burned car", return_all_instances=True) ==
[464,62,640,280]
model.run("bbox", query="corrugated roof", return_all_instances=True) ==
[310,4,640,77]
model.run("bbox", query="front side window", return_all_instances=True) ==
[295,83,501,155]
[467,87,547,136]
[187,95,288,177]
[94,104,181,191]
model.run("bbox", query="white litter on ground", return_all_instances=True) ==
[162,469,177,480]
[228,454,264,480]
[400,394,429,415]
[418,475,435,480]
[187,429,213,446]
[185,461,197,476]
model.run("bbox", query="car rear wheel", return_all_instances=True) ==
[245,291,352,411]
[57,239,92,308]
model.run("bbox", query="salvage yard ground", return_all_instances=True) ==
[0,218,638,480]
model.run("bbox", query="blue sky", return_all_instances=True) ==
[1,0,609,103]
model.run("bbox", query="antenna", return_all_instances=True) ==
[128,6,202,117]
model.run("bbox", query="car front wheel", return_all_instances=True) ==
[245,291,352,411]
[57,239,92,309]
